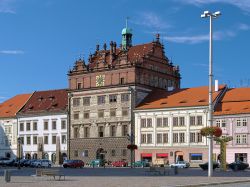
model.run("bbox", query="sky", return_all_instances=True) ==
[0,0,250,102]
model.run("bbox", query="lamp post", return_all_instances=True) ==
[201,10,221,177]
[17,137,21,169]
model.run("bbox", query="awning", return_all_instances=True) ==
[156,153,168,158]
[141,153,152,157]
[190,153,202,157]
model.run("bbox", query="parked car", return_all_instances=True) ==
[33,159,52,168]
[199,162,219,170]
[111,160,128,167]
[23,159,38,167]
[228,161,249,171]
[132,160,150,168]
[0,157,15,166]
[170,161,190,168]
[63,160,84,168]
[90,159,105,167]
[13,159,27,167]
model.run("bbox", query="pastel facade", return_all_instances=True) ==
[213,88,250,165]
[134,86,226,166]
[0,94,31,159]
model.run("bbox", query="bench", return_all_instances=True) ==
[145,166,172,176]
[33,169,65,181]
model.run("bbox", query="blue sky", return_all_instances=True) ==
[0,0,250,102]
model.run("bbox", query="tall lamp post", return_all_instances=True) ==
[17,137,22,169]
[201,10,221,177]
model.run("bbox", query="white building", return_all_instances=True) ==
[17,89,68,163]
[134,86,226,166]
[0,94,31,159]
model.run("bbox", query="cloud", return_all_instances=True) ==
[132,12,172,30]
[176,0,250,13]
[0,50,24,54]
[0,0,16,14]
[238,23,250,30]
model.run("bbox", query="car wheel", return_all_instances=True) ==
[63,165,67,168]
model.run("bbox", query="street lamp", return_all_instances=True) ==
[201,10,221,177]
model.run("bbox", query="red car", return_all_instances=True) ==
[63,160,84,168]
[112,160,128,167]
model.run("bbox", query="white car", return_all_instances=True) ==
[170,161,190,168]
[33,159,52,168]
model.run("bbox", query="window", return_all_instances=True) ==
[156,118,162,127]
[74,150,78,157]
[44,136,48,144]
[221,119,226,127]
[197,133,202,142]
[179,117,185,126]
[190,132,196,143]
[111,150,116,156]
[179,133,185,143]
[122,149,127,156]
[122,108,128,116]
[98,126,104,137]
[73,98,80,107]
[52,136,56,144]
[26,136,31,145]
[73,112,79,120]
[84,111,90,119]
[83,97,90,106]
[121,93,129,102]
[122,125,128,136]
[110,109,116,117]
[98,110,104,118]
[236,135,241,144]
[216,120,221,127]
[243,119,247,126]
[141,134,147,143]
[237,119,241,127]
[19,123,24,131]
[33,136,37,145]
[120,77,125,84]
[173,117,178,126]
[141,119,146,128]
[84,127,90,138]
[147,134,152,144]
[110,125,116,137]
[163,133,168,143]
[52,121,57,130]
[98,95,105,104]
[44,121,48,130]
[190,116,195,126]
[157,134,162,143]
[61,135,66,144]
[173,133,178,143]
[147,118,152,127]
[235,153,247,162]
[162,118,168,127]
[33,122,37,131]
[197,116,203,125]
[73,127,79,138]
[190,153,202,161]
[77,83,82,90]
[61,120,66,129]
[26,122,31,131]
[236,134,247,144]
[109,95,117,103]
[19,137,24,144]
[84,150,88,157]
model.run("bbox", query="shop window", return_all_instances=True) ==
[190,153,202,161]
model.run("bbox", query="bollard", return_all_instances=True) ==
[174,166,178,175]
[4,170,11,182]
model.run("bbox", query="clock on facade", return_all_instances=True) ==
[96,75,105,87]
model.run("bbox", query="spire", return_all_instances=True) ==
[121,17,133,51]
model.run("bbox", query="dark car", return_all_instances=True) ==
[132,160,150,168]
[90,159,105,167]
[228,161,249,171]
[199,162,219,170]
[112,160,128,167]
[0,157,15,166]
[63,160,84,168]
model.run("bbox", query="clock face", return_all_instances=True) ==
[96,75,105,87]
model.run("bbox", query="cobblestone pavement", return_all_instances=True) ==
[0,167,250,187]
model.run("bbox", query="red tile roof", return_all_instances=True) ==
[214,88,250,115]
[136,85,226,110]
[19,89,67,115]
[0,94,32,118]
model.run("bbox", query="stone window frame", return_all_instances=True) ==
[44,135,49,144]
[84,126,90,138]
[98,109,104,118]
[121,93,129,102]
[33,121,38,131]
[43,121,49,130]
[19,122,24,131]
[109,94,117,103]
[110,125,117,137]
[61,120,67,130]
[110,108,116,117]
[83,97,91,106]
[61,134,67,144]
[97,95,106,105]
[98,126,104,137]
[52,135,57,144]
[72,98,81,107]
[26,122,31,131]
[33,136,37,145]
[52,120,57,130]
[84,111,90,119]
[26,136,31,145]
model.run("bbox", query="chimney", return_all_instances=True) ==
[96,44,99,52]
[215,80,219,92]
[110,41,113,54]
[113,42,117,54]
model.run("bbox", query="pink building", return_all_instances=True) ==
[214,88,250,165]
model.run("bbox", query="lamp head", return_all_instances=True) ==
[214,11,221,17]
